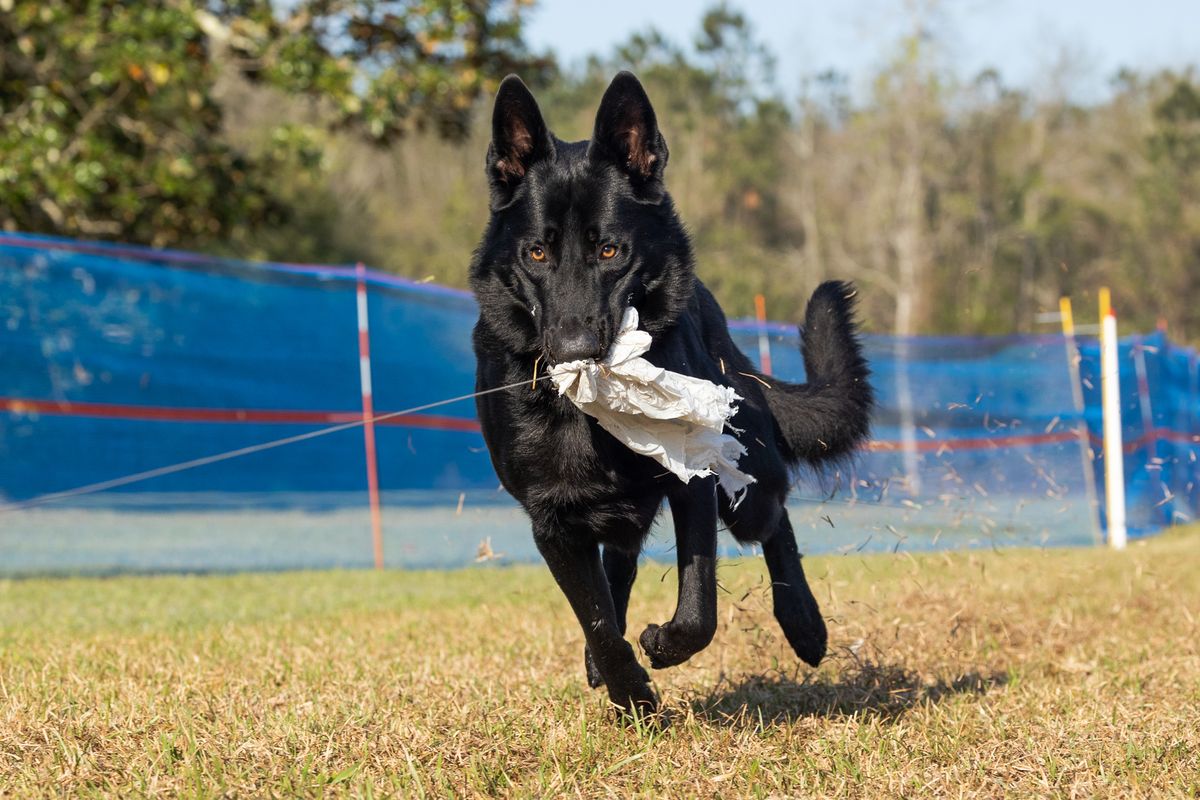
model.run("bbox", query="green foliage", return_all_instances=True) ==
[206,0,553,142]
[1132,76,1200,335]
[0,1,282,246]
[0,0,546,249]
[1148,80,1200,169]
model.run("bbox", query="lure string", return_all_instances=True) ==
[0,377,550,513]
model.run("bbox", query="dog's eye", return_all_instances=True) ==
[599,244,618,260]
[529,246,546,262]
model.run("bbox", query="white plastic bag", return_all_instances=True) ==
[549,307,755,505]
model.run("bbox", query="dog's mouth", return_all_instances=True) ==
[542,336,610,368]
[541,312,619,366]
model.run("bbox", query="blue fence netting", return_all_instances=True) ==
[2,232,1197,574]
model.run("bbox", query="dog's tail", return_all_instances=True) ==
[762,281,874,465]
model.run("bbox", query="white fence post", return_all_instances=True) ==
[1099,287,1127,550]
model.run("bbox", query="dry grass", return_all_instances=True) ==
[1,529,1198,798]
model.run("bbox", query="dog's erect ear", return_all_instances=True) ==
[589,71,669,199]
[487,75,554,207]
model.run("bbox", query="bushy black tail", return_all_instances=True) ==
[764,281,874,465]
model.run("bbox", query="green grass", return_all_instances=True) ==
[1,530,1198,798]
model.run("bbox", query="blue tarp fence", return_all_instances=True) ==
[2,233,1197,573]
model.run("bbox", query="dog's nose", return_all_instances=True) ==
[553,326,601,362]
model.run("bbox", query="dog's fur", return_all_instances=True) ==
[470,72,874,718]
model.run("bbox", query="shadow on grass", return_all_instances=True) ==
[691,659,1008,727]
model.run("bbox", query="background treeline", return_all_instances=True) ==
[3,2,1198,338]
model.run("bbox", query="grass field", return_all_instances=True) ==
[1,530,1198,798]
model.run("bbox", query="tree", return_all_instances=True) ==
[1138,76,1200,338]
[201,0,552,142]
[1,2,271,245]
[0,0,547,247]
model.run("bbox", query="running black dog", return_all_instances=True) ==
[470,72,873,718]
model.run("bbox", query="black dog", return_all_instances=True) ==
[470,72,873,718]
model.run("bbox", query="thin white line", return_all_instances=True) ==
[0,377,546,513]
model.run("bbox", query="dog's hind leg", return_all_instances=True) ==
[533,523,658,717]
[585,546,638,688]
[722,490,827,668]
[638,478,719,669]
[761,510,827,667]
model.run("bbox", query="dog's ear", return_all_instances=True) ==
[487,75,554,208]
[589,71,669,201]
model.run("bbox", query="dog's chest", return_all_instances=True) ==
[506,398,658,504]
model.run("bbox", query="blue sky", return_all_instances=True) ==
[525,0,1199,102]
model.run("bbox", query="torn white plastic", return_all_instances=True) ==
[549,307,755,505]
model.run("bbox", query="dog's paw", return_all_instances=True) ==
[607,669,660,723]
[584,645,604,688]
[640,623,688,669]
[773,593,828,668]
[639,621,714,669]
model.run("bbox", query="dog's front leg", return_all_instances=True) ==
[585,546,638,688]
[533,523,658,717]
[639,477,718,669]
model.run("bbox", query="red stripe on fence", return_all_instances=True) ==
[7,395,1200,453]
[0,397,483,433]
[865,430,1079,452]
[1088,427,1200,455]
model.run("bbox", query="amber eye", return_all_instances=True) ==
[529,246,546,262]
[600,244,618,259]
